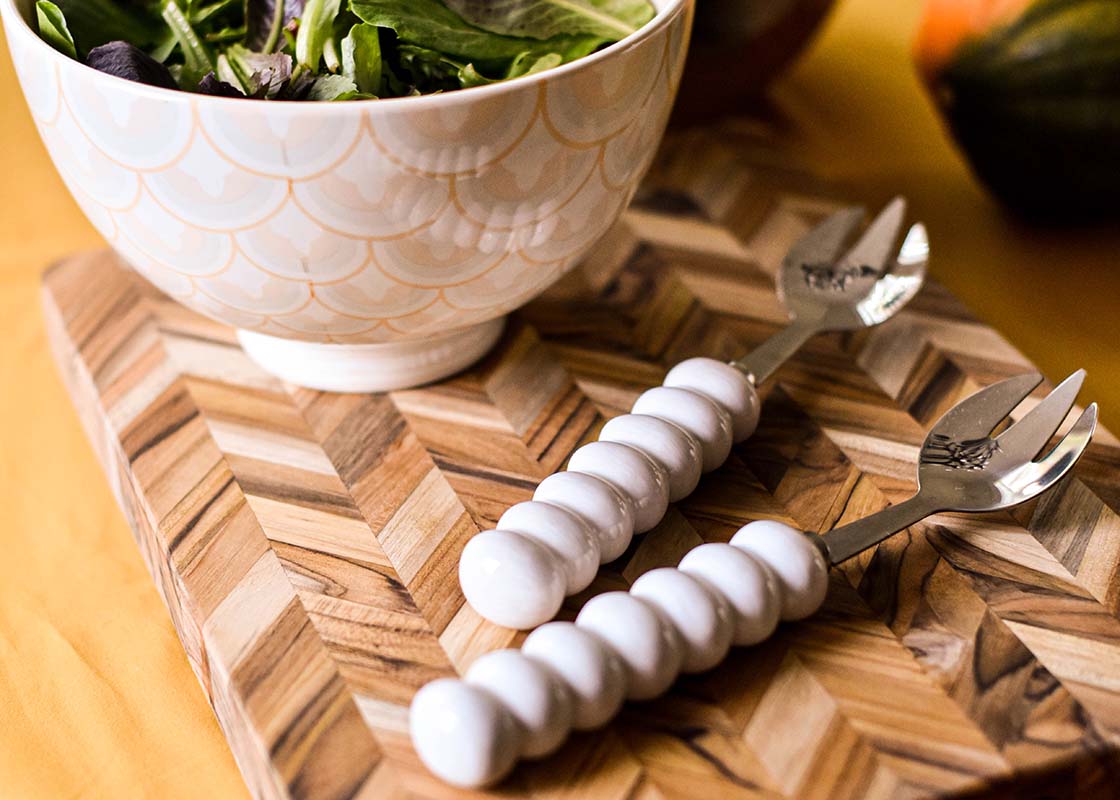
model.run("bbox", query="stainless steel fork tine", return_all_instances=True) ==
[997,370,1086,459]
[890,223,929,276]
[858,223,929,322]
[1038,402,1097,464]
[837,196,907,273]
[782,206,865,271]
[929,372,1043,441]
[1004,404,1097,496]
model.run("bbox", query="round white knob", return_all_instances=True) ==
[522,621,627,730]
[459,530,565,629]
[576,591,683,700]
[663,358,760,443]
[630,567,734,673]
[567,441,669,533]
[678,542,780,645]
[632,386,733,472]
[466,650,574,759]
[534,472,635,563]
[409,678,521,788]
[497,501,600,595]
[599,414,703,502]
[730,521,829,621]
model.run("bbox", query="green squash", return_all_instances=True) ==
[919,0,1120,218]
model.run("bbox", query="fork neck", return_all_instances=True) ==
[820,493,940,565]
[730,317,820,385]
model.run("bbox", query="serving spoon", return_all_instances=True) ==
[414,371,1097,788]
[460,198,929,629]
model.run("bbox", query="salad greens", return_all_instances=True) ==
[31,0,655,100]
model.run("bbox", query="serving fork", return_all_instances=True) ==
[412,371,1098,788]
[460,198,930,629]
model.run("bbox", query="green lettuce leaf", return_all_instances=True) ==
[51,0,163,54]
[35,1,76,59]
[457,63,494,87]
[305,72,358,99]
[295,0,341,68]
[393,42,466,91]
[350,0,598,63]
[161,0,214,89]
[341,22,382,94]
[442,0,654,41]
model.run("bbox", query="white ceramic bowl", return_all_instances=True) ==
[2,0,692,391]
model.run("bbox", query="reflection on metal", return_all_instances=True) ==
[921,434,1001,471]
[801,263,876,291]
[824,371,1096,564]
[731,198,929,385]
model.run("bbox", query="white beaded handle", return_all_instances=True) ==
[459,358,761,630]
[411,520,829,788]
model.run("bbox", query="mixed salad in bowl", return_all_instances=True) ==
[32,0,656,100]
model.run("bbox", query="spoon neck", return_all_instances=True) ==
[821,493,939,565]
[730,317,819,385]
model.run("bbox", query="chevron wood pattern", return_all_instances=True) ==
[43,119,1120,800]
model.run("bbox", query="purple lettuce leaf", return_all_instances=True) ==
[245,0,303,52]
[198,71,247,97]
[86,40,178,90]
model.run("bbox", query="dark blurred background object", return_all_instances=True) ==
[672,0,836,123]
[915,0,1120,221]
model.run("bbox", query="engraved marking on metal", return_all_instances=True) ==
[921,434,1001,471]
[801,263,877,291]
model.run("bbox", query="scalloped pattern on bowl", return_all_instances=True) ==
[3,0,691,344]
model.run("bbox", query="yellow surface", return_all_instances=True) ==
[0,2,1116,798]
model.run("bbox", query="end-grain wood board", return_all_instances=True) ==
[43,120,1120,800]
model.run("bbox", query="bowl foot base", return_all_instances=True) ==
[237,318,506,393]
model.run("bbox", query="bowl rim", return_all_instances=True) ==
[1,0,687,111]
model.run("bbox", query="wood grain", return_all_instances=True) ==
[43,120,1120,800]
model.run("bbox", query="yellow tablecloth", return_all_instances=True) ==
[1,1,1116,797]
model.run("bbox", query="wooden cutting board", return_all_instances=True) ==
[43,120,1120,800]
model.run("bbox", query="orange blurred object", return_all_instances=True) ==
[912,0,1030,77]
